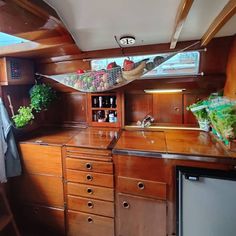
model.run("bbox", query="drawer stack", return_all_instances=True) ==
[65,147,115,236]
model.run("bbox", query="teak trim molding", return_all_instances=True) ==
[201,0,236,46]
[170,0,194,49]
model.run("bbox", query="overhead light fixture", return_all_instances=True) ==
[144,89,186,94]
[119,36,136,46]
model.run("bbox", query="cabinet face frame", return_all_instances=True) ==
[87,92,122,128]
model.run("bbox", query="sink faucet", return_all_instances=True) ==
[137,115,154,128]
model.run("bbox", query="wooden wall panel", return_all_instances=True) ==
[224,36,236,99]
[125,93,153,123]
[153,94,183,124]
[36,59,90,75]
[43,92,88,126]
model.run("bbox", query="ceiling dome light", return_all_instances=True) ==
[119,36,136,46]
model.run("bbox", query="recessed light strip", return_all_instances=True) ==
[144,89,186,94]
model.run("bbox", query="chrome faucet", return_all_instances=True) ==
[137,115,154,128]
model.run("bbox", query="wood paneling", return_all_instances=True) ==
[19,143,62,176]
[10,174,64,208]
[153,93,183,124]
[36,59,90,75]
[125,93,153,123]
[224,36,236,99]
[15,204,65,236]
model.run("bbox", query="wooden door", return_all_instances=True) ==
[116,193,167,236]
[153,93,183,124]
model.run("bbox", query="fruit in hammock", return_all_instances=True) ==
[122,61,146,80]
[123,59,135,71]
[77,69,85,74]
[107,62,118,69]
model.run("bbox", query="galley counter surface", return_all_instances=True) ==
[113,130,236,163]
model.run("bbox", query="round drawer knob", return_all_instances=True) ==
[137,182,145,190]
[87,201,94,208]
[174,107,180,112]
[87,188,94,194]
[85,163,92,170]
[87,217,93,223]
[122,201,130,209]
[86,174,93,181]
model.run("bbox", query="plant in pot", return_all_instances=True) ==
[187,100,210,131]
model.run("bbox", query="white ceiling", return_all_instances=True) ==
[43,0,235,51]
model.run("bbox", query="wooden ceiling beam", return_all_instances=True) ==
[201,0,236,46]
[170,0,194,49]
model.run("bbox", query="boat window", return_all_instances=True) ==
[91,51,200,77]
[0,32,30,47]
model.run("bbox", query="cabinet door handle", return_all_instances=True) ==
[137,181,145,190]
[87,217,93,223]
[122,201,130,209]
[87,201,94,208]
[174,107,180,112]
[87,188,94,194]
[86,174,93,181]
[85,163,93,170]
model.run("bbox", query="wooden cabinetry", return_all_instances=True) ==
[65,146,115,236]
[117,193,167,236]
[10,143,65,236]
[114,155,168,236]
[88,92,122,127]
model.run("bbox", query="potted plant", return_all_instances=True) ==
[187,100,210,131]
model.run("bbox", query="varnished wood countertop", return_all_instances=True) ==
[19,128,80,146]
[114,130,236,160]
[66,127,120,149]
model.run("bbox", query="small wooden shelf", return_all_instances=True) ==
[0,214,12,231]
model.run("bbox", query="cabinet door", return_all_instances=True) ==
[183,93,208,124]
[153,93,183,124]
[116,193,167,236]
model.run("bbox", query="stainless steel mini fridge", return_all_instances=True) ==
[177,166,236,236]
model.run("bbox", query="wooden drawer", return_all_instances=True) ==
[67,210,114,236]
[117,176,167,200]
[10,174,64,208]
[67,182,114,201]
[66,158,113,174]
[19,143,62,176]
[67,195,114,217]
[114,155,171,182]
[66,147,112,162]
[15,204,65,236]
[66,169,114,188]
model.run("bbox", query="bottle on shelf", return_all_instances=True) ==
[109,111,115,123]
[92,96,99,108]
[98,96,103,108]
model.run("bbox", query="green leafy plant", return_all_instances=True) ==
[30,84,56,112]
[187,100,209,122]
[12,106,34,128]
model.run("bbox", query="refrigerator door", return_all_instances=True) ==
[178,169,236,236]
